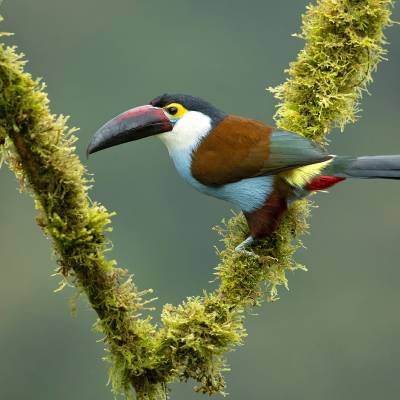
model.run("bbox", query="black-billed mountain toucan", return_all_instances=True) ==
[88,93,400,255]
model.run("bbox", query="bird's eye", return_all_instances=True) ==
[164,103,188,119]
[167,106,178,115]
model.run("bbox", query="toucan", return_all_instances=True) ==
[88,93,400,255]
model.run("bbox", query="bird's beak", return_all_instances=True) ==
[87,105,173,156]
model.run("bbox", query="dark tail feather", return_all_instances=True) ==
[332,155,400,179]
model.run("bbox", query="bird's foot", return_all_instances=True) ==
[234,236,259,259]
[236,249,260,258]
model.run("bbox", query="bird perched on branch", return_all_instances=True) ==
[88,94,400,255]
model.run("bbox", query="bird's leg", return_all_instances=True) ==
[236,191,288,258]
[234,236,259,258]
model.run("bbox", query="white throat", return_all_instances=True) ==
[157,111,212,155]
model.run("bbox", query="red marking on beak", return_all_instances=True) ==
[117,105,159,121]
[87,105,172,155]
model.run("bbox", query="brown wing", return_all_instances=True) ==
[191,115,330,186]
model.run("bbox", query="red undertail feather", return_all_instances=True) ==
[306,176,346,191]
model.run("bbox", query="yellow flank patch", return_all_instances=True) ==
[281,159,333,187]
[164,102,188,119]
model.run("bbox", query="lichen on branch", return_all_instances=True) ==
[0,1,395,399]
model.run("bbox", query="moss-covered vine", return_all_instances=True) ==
[0,1,395,399]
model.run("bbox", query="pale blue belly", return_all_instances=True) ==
[170,150,273,213]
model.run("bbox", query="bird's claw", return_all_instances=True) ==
[234,236,260,259]
[235,248,260,259]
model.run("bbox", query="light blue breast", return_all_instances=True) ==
[169,148,273,213]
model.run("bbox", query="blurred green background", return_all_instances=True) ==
[1,1,400,399]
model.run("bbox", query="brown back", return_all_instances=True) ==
[191,115,273,186]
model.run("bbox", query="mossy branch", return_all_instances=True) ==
[0,1,395,399]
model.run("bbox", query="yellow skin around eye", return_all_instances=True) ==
[164,103,188,119]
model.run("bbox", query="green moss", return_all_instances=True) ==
[215,199,309,305]
[0,23,161,399]
[269,0,394,143]
[0,1,395,399]
[156,294,246,394]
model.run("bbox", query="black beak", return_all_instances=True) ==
[87,105,173,156]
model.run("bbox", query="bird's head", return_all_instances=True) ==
[87,93,226,156]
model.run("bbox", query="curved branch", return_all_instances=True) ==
[0,1,395,399]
